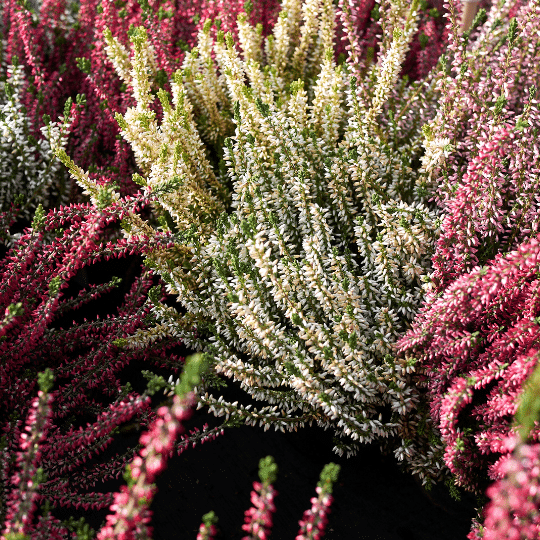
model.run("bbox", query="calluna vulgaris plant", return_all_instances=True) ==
[396,0,540,535]
[399,240,540,490]
[0,0,283,208]
[466,360,540,540]
[67,0,456,483]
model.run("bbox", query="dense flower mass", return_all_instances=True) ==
[96,0,448,479]
[2,0,540,539]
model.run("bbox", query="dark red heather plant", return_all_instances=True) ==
[0,201,225,531]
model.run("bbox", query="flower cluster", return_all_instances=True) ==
[1,371,54,539]
[296,463,340,540]
[241,456,278,540]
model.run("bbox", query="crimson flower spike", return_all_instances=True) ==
[460,0,482,34]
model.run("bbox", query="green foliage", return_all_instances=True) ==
[7,302,24,318]
[258,455,278,485]
[515,355,540,440]
[48,276,62,297]
[317,462,340,494]
[201,510,218,526]
[31,204,46,230]
[141,370,168,396]
[61,517,96,540]
[175,353,210,397]
[37,368,54,393]
[76,57,92,74]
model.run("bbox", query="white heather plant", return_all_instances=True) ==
[0,57,74,238]
[61,0,455,486]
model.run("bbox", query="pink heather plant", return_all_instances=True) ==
[398,238,540,494]
[339,0,450,82]
[467,360,540,539]
[468,434,540,540]
[396,0,540,494]
[95,389,200,540]
[241,456,278,540]
[196,511,218,540]
[295,463,339,540]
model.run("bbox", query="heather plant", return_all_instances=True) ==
[467,434,540,540]
[0,0,283,204]
[0,200,226,530]
[64,0,469,486]
[341,0,450,82]
[0,58,78,242]
[395,0,540,529]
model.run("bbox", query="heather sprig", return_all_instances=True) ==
[196,511,218,540]
[296,463,340,540]
[96,353,207,540]
[1,370,54,539]
[241,455,278,540]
